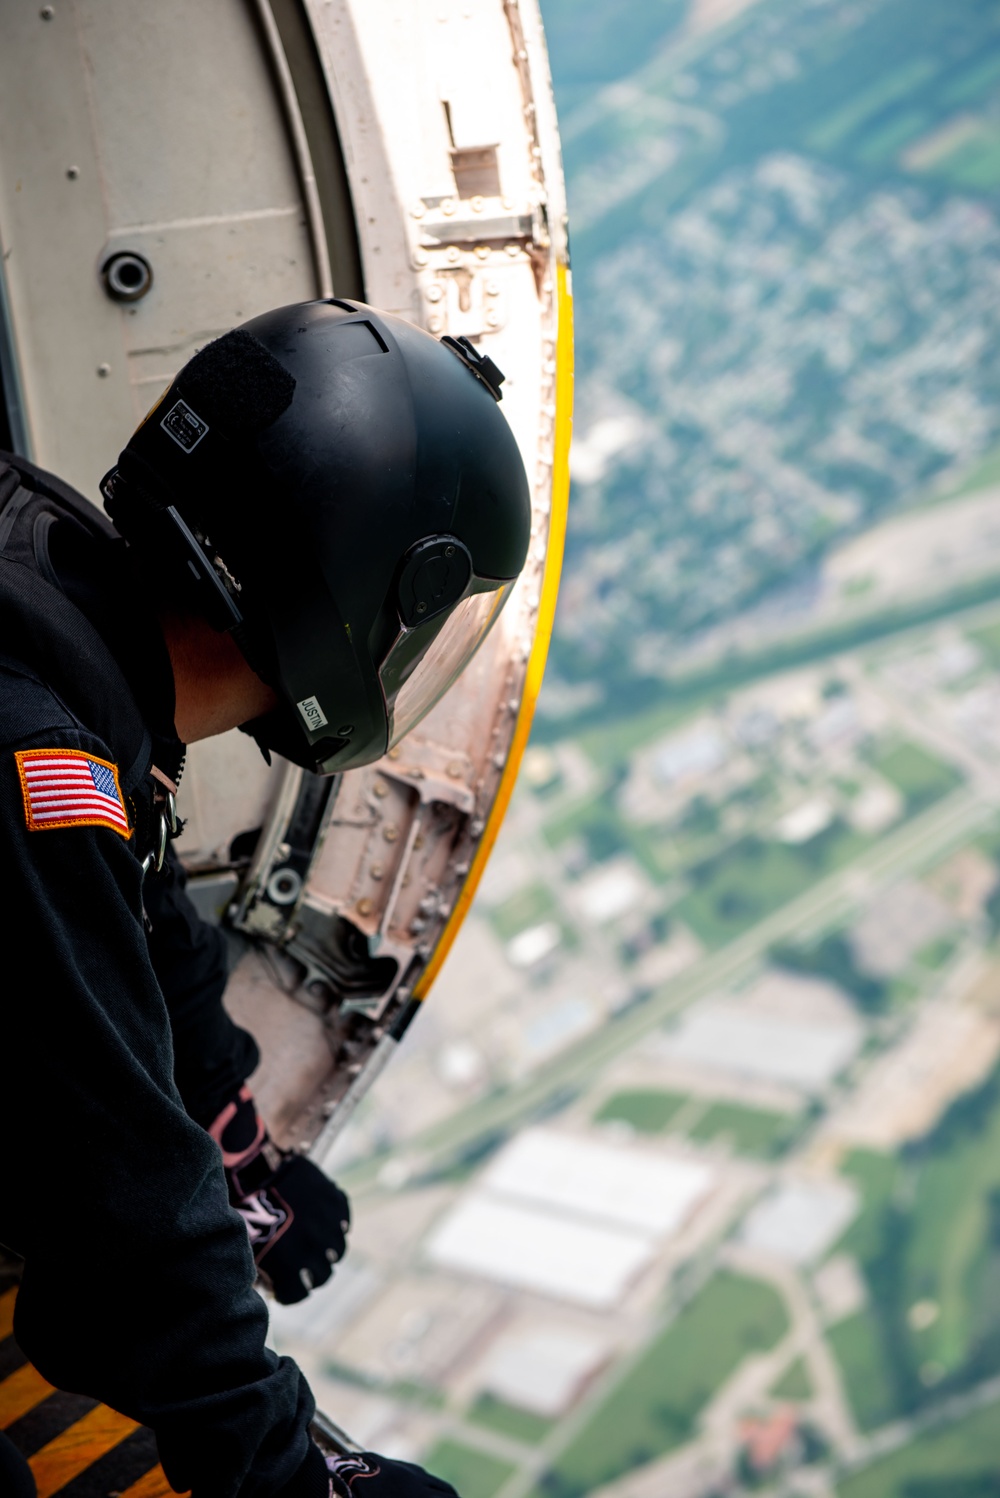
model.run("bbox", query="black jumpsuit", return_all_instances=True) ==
[0,455,329,1498]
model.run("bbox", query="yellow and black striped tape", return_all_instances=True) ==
[0,1286,185,1498]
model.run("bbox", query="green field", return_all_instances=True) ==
[688,1101,798,1157]
[676,821,868,949]
[828,1312,899,1433]
[595,1089,687,1132]
[595,1089,797,1155]
[771,1356,813,1401]
[898,1074,1000,1381]
[837,1150,898,1261]
[806,57,937,153]
[489,883,559,941]
[837,1398,1000,1498]
[467,1394,554,1446]
[424,1441,516,1498]
[828,1074,1000,1430]
[535,1273,788,1497]
[872,742,962,814]
[970,618,1000,670]
[934,122,1000,189]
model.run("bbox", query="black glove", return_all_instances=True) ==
[210,1086,350,1304]
[325,1453,459,1498]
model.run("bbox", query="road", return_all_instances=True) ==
[344,782,994,1193]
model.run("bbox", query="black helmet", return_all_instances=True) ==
[101,299,531,773]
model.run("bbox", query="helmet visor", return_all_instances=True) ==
[381,582,514,747]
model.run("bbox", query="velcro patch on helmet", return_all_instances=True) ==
[16,748,131,838]
[179,329,296,436]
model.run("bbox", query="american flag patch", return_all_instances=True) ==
[16,748,131,839]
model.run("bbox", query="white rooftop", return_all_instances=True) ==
[426,1195,654,1308]
[425,1128,716,1308]
[575,859,647,925]
[740,1179,858,1264]
[482,1127,715,1237]
[480,1327,611,1417]
[661,1002,862,1092]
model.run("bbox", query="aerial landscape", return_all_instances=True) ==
[270,1,1000,1494]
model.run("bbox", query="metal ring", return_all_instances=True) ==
[267,866,303,906]
[101,251,153,303]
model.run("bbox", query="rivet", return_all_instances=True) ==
[446,246,460,263]
[416,600,428,613]
[66,165,79,180]
[97,363,111,378]
[426,284,443,303]
[410,201,426,219]
[505,244,519,257]
[370,862,385,880]
[413,251,428,267]
[442,198,457,216]
[388,745,402,760]
[357,897,374,916]
[373,781,388,798]
[428,314,443,333]
[475,245,490,260]
[486,280,500,296]
[40,5,54,17]
[486,311,500,327]
[471,196,484,213]
[447,762,463,779]
[384,825,399,843]
[413,834,425,851]
[338,723,354,736]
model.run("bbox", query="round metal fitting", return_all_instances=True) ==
[101,251,153,303]
[266,865,303,906]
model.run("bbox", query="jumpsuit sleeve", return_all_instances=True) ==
[143,845,260,1128]
[0,725,318,1498]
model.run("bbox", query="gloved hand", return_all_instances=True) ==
[325,1453,459,1498]
[209,1086,350,1304]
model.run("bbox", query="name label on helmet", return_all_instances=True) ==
[161,399,209,453]
[296,695,328,733]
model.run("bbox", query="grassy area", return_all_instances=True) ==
[872,741,962,814]
[423,1441,516,1498]
[770,1356,813,1401]
[688,1101,798,1157]
[828,1073,1000,1430]
[595,1088,687,1132]
[969,618,1000,670]
[944,53,1000,105]
[899,1072,1000,1380]
[466,1394,554,1446]
[828,1312,899,1433]
[490,883,558,941]
[827,1150,905,1430]
[837,1398,1000,1498]
[806,57,937,152]
[915,934,958,971]
[676,821,868,949]
[937,122,1000,189]
[837,1150,898,1261]
[595,1090,795,1155]
[856,108,928,165]
[536,1273,788,1498]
